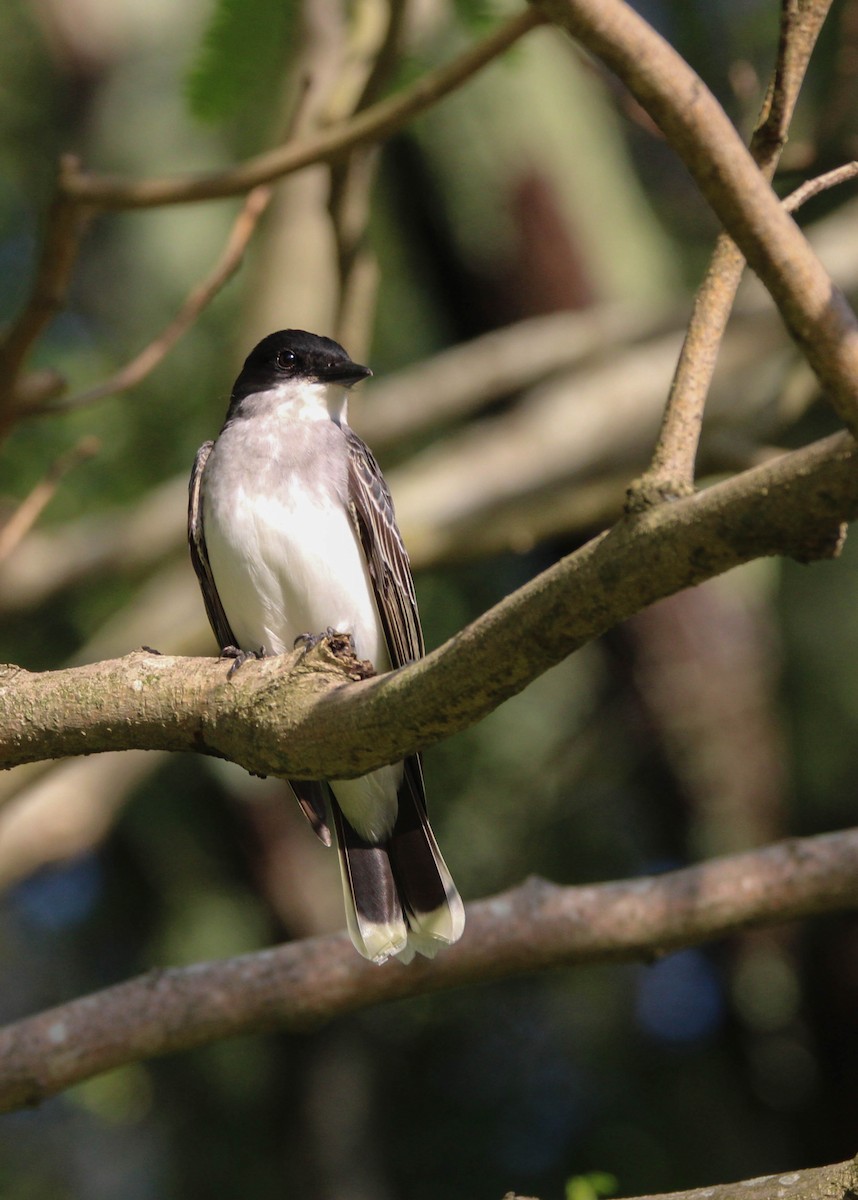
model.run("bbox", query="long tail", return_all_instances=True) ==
[331,764,465,965]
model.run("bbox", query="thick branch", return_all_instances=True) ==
[2,827,857,1110]
[0,431,855,777]
[533,0,858,439]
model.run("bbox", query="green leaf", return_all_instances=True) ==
[565,1172,619,1200]
[185,0,298,124]
[450,0,498,34]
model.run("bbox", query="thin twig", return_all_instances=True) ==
[28,185,272,417]
[60,9,545,210]
[0,436,100,565]
[0,11,539,427]
[626,0,835,507]
[0,826,857,1110]
[783,159,858,213]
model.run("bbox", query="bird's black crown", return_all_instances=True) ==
[230,330,371,410]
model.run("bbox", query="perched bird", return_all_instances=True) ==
[188,329,465,964]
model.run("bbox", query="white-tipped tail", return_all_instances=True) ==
[331,787,465,966]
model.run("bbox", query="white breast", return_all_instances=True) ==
[203,462,387,670]
[200,396,399,839]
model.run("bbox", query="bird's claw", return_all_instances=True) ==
[220,644,266,677]
[294,627,353,654]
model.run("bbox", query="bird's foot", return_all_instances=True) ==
[141,645,162,655]
[221,644,267,678]
[294,630,374,680]
[294,626,351,653]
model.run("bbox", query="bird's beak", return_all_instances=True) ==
[323,361,373,387]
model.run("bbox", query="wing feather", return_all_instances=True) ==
[188,441,237,651]
[342,424,423,671]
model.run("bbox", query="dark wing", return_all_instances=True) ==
[188,441,331,847]
[343,424,424,671]
[188,440,237,651]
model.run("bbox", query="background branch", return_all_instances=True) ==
[0,167,91,435]
[58,9,544,209]
[0,435,99,564]
[2,826,857,1110]
[30,185,273,418]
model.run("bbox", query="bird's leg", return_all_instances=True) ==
[221,644,267,678]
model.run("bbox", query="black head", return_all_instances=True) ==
[229,330,371,410]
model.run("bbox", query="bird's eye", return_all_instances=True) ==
[276,349,296,370]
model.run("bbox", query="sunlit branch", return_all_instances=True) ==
[0,429,855,778]
[533,0,858,448]
[628,0,834,506]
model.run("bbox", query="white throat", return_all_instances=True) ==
[257,378,349,426]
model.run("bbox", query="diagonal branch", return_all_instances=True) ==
[31,185,273,417]
[2,826,857,1111]
[0,435,100,564]
[533,0,858,443]
[59,9,545,210]
[629,0,835,505]
[783,159,858,213]
[0,10,542,434]
[0,429,856,778]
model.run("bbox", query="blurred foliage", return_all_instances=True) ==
[184,0,298,124]
[3,1,858,1199]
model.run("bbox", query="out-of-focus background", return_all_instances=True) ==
[3,0,858,1197]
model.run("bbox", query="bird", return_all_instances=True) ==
[188,329,465,964]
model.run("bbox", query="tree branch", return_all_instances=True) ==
[509,1156,858,1200]
[0,430,855,777]
[2,826,857,1111]
[29,185,273,417]
[58,9,545,210]
[358,304,672,451]
[532,0,858,442]
[0,435,100,564]
[629,0,834,505]
[0,161,92,435]
[617,1156,858,1200]
[783,160,858,214]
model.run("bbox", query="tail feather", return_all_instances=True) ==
[331,801,408,964]
[330,763,465,965]
[389,768,465,957]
